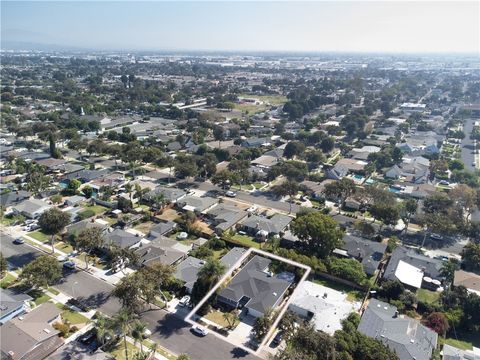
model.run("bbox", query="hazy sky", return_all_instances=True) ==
[1,1,479,53]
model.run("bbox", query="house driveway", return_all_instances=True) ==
[226,309,256,348]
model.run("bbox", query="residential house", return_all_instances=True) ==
[300,179,335,199]
[0,190,31,209]
[251,148,285,170]
[241,137,271,148]
[1,302,64,360]
[349,146,381,161]
[206,204,248,235]
[12,199,52,219]
[104,229,142,249]
[334,235,387,276]
[359,299,437,360]
[63,169,110,183]
[453,270,480,296]
[441,344,480,360]
[143,186,186,204]
[383,247,443,290]
[149,220,177,238]
[385,156,430,184]
[239,213,293,238]
[174,256,206,293]
[0,289,32,325]
[327,158,367,180]
[89,172,126,191]
[65,219,109,236]
[217,255,291,317]
[220,247,247,271]
[176,196,218,214]
[134,242,185,268]
[288,280,360,335]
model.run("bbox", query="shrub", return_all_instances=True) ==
[53,322,70,337]
[326,257,367,284]
[77,209,96,220]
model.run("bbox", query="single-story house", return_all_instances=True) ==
[64,195,86,207]
[0,190,31,208]
[327,158,367,180]
[0,288,32,325]
[1,302,64,360]
[441,344,480,360]
[453,270,480,296]
[300,180,335,199]
[174,256,206,293]
[143,186,186,204]
[239,213,293,238]
[104,229,142,249]
[63,169,110,183]
[289,280,360,335]
[206,204,248,234]
[383,247,443,290]
[176,196,218,214]
[134,242,185,268]
[220,247,247,271]
[149,220,177,238]
[65,219,109,236]
[334,235,387,276]
[12,198,52,219]
[217,255,291,317]
[358,299,438,360]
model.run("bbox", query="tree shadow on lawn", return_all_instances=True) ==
[154,312,190,338]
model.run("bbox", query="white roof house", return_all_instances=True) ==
[394,260,424,289]
[288,280,361,335]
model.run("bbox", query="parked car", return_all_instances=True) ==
[79,329,97,345]
[67,298,91,312]
[13,238,25,244]
[430,233,443,241]
[177,232,188,240]
[63,261,76,269]
[57,255,69,262]
[272,331,284,346]
[439,180,450,186]
[191,325,208,336]
[143,329,152,338]
[179,295,191,307]
[225,191,237,198]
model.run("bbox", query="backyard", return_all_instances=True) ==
[312,277,365,302]
[417,288,440,304]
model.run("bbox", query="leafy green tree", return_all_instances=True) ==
[82,185,94,198]
[0,252,7,277]
[370,203,400,232]
[441,259,460,284]
[191,258,225,305]
[461,242,480,272]
[112,273,143,312]
[400,199,418,233]
[177,354,190,360]
[323,178,356,209]
[291,212,343,258]
[19,255,61,289]
[137,263,174,306]
[131,320,148,353]
[272,180,299,214]
[38,207,71,253]
[284,141,306,159]
[76,227,105,269]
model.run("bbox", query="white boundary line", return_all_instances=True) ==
[184,247,311,358]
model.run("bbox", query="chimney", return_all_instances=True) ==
[393,310,399,318]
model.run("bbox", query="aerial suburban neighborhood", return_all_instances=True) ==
[1,2,479,360]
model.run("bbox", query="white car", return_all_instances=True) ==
[191,325,208,336]
[225,191,237,198]
[247,205,258,213]
[430,233,443,241]
[179,295,191,307]
[143,329,152,338]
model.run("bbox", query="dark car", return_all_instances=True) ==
[79,329,97,345]
[272,331,283,346]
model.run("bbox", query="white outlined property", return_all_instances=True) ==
[184,247,311,357]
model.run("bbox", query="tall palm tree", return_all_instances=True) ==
[131,321,147,353]
[197,258,226,289]
[95,314,113,347]
[113,310,136,360]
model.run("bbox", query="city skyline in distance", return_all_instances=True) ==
[1,1,479,54]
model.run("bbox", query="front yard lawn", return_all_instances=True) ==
[28,230,50,243]
[204,309,233,329]
[417,289,440,304]
[0,273,16,289]
[27,289,51,306]
[56,303,89,325]
[55,242,74,254]
[109,341,140,360]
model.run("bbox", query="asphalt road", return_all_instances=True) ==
[461,117,477,172]
[140,308,260,360]
[1,231,121,316]
[195,181,302,214]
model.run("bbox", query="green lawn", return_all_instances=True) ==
[109,341,141,360]
[0,273,16,289]
[238,93,287,105]
[56,303,89,325]
[312,278,365,302]
[442,337,473,351]
[48,287,60,295]
[28,230,50,243]
[417,289,440,304]
[55,242,74,254]
[204,309,231,328]
[83,205,108,215]
[230,234,261,249]
[27,290,51,306]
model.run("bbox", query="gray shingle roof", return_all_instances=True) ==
[241,214,292,235]
[341,235,387,275]
[105,229,141,249]
[218,255,291,315]
[358,299,438,360]
[220,247,247,270]
[174,257,205,290]
[0,288,32,321]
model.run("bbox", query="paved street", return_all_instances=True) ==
[1,231,121,316]
[195,181,302,214]
[461,117,477,171]
[140,308,259,360]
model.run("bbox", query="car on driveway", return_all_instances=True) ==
[272,331,284,347]
[179,295,191,307]
[225,191,237,198]
[191,325,209,336]
[13,238,25,244]
[430,233,443,241]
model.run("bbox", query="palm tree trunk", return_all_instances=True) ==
[51,235,55,254]
[85,253,89,269]
[124,335,129,360]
